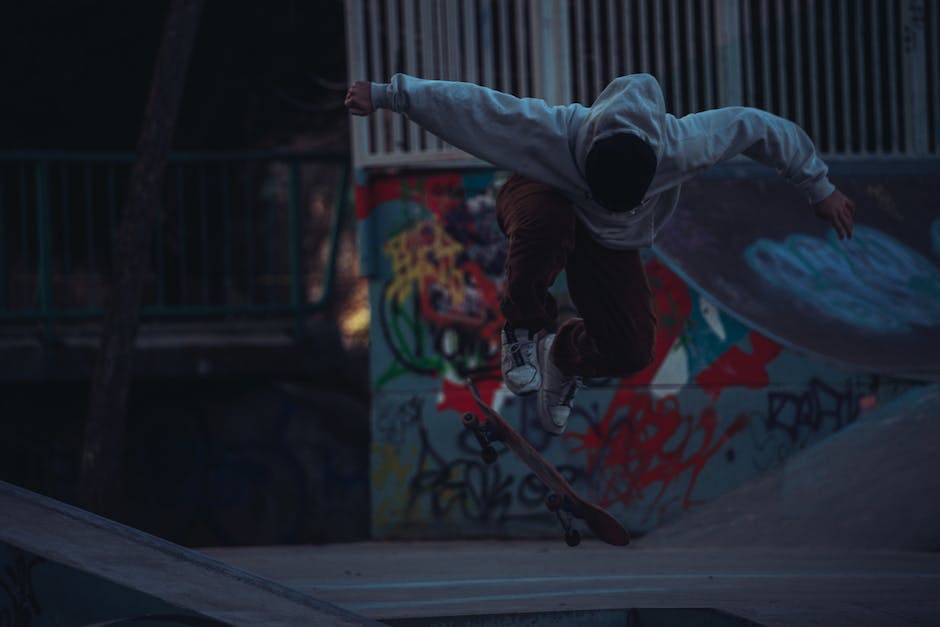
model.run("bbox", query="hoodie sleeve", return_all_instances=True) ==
[371,74,586,193]
[679,106,836,204]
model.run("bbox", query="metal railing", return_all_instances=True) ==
[346,0,939,168]
[0,151,350,338]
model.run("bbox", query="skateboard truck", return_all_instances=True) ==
[546,493,582,547]
[463,411,583,546]
[462,412,499,464]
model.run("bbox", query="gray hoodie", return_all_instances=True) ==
[371,73,835,249]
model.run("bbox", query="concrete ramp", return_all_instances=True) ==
[655,172,940,379]
[638,385,940,550]
[0,481,379,626]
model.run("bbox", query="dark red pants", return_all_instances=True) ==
[496,174,657,378]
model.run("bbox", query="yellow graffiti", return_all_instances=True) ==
[384,220,466,307]
[372,443,416,526]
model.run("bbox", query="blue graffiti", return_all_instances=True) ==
[745,225,940,333]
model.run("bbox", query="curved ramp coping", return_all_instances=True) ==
[0,481,380,626]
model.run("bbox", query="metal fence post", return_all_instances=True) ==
[903,0,929,157]
[714,0,743,107]
[288,161,304,337]
[35,160,54,340]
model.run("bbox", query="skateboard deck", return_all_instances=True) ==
[463,378,630,547]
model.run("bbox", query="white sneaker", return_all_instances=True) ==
[537,333,582,435]
[500,324,540,395]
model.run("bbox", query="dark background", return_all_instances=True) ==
[0,0,348,150]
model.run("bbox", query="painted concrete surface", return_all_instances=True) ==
[639,385,940,550]
[202,541,940,626]
[0,481,379,626]
[656,173,940,379]
[357,170,923,542]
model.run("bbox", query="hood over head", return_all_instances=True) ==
[575,74,666,211]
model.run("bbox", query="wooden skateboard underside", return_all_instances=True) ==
[464,379,630,547]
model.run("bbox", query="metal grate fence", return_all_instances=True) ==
[0,151,349,338]
[346,0,939,168]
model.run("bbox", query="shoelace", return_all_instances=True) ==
[560,376,584,407]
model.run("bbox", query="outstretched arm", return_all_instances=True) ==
[684,106,855,239]
[344,74,587,194]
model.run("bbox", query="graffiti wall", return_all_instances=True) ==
[358,170,925,539]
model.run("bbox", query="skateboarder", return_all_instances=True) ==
[345,73,856,435]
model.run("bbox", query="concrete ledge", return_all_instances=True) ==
[0,481,379,626]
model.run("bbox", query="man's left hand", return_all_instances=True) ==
[813,189,856,240]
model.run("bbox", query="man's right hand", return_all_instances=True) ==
[344,81,374,116]
[812,189,856,240]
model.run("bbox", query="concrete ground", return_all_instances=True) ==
[202,540,940,626]
[201,387,940,626]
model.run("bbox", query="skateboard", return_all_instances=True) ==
[462,378,630,547]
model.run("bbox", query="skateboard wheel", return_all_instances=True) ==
[481,445,498,464]
[565,529,582,547]
[462,412,477,428]
[545,493,562,512]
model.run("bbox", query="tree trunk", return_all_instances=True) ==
[80,0,205,514]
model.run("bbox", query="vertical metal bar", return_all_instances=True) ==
[702,0,715,108]
[886,0,899,153]
[18,166,29,308]
[243,162,255,305]
[288,162,304,336]
[529,0,573,105]
[176,168,188,305]
[904,0,929,156]
[774,0,787,117]
[421,0,437,150]
[549,0,572,103]
[368,0,386,156]
[808,0,820,143]
[435,0,447,82]
[792,0,804,127]
[480,0,496,87]
[464,0,479,84]
[83,163,97,305]
[638,0,650,72]
[839,0,851,152]
[932,0,940,154]
[515,0,529,94]
[685,0,699,112]
[0,174,5,309]
[403,0,422,152]
[716,0,743,106]
[869,0,883,153]
[222,162,232,307]
[498,0,511,93]
[822,0,836,152]
[741,0,754,106]
[622,0,634,72]
[385,0,403,154]
[35,161,53,338]
[155,165,166,307]
[853,0,867,153]
[199,164,209,306]
[574,0,587,101]
[587,0,601,97]
[607,0,618,79]
[653,0,665,87]
[669,0,682,114]
[345,0,370,167]
[759,0,771,109]
[446,0,461,81]
[60,165,72,308]
[107,164,118,256]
